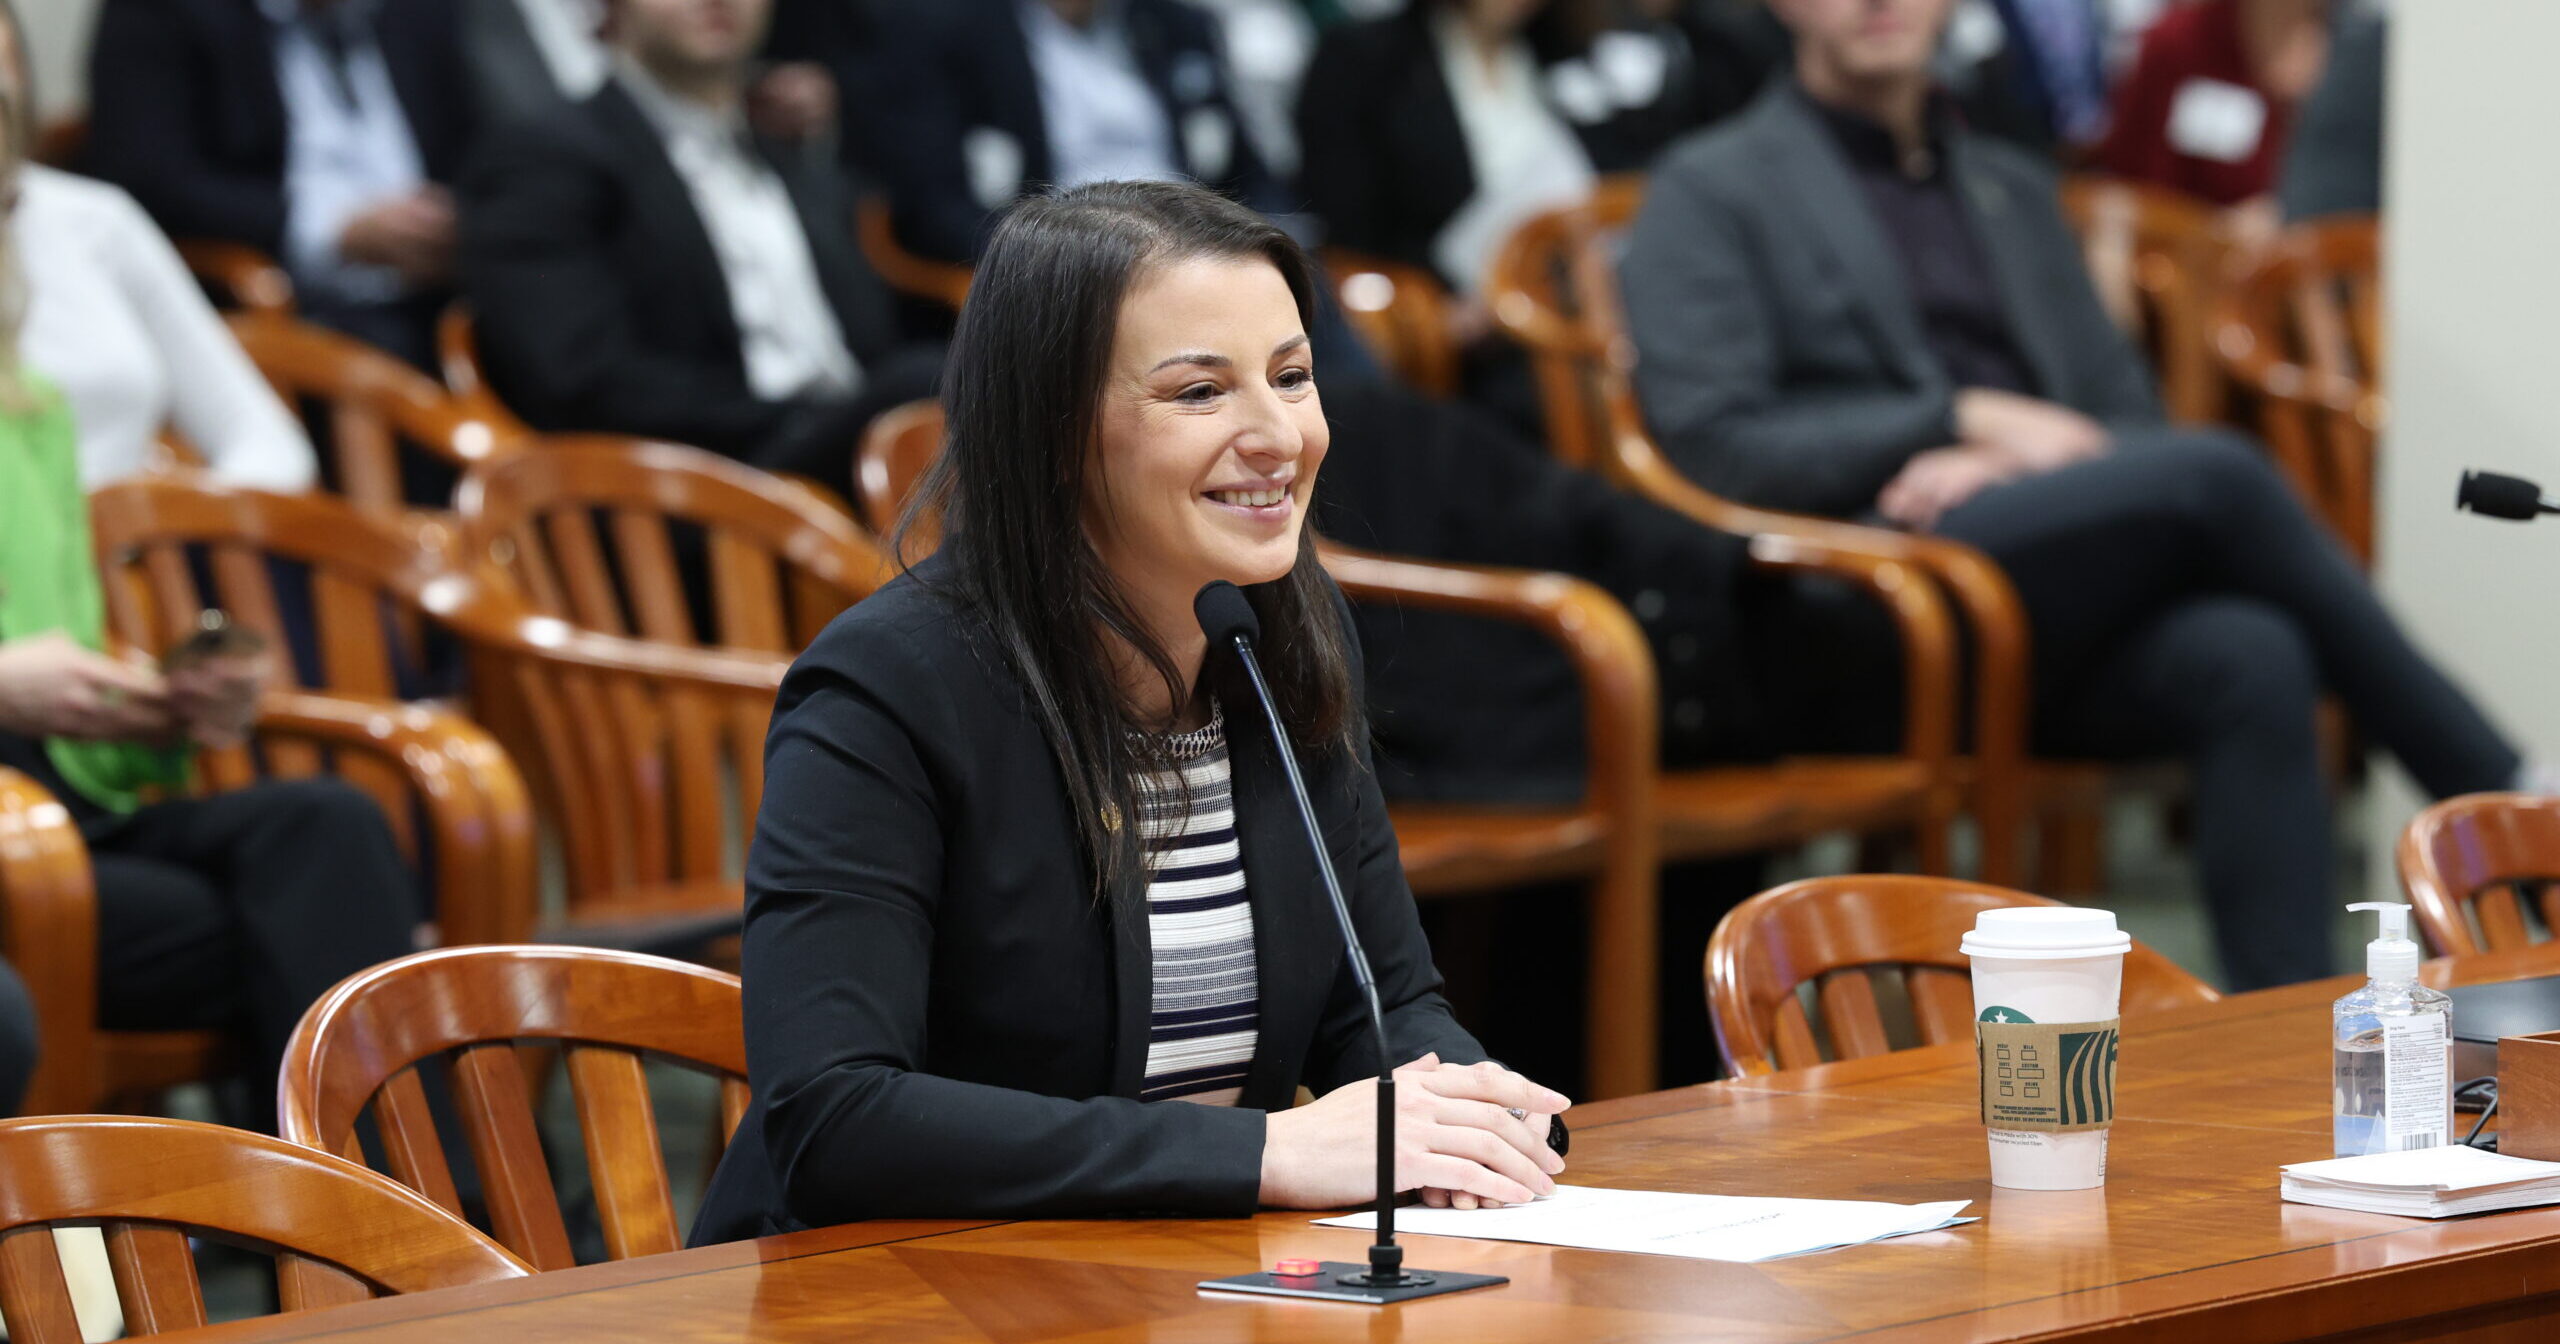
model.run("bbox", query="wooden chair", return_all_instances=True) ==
[87,479,537,950]
[2057,175,2235,425]
[228,317,526,516]
[88,477,788,952]
[852,400,1751,1100]
[1321,248,1464,399]
[2397,793,2560,956]
[852,398,947,553]
[278,945,747,1269]
[0,1115,527,1342]
[455,436,890,655]
[2215,215,2384,564]
[175,241,298,320]
[1486,180,2124,895]
[436,305,537,442]
[856,197,975,313]
[1705,875,2221,1076]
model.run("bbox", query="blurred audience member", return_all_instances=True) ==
[0,83,416,1133]
[1968,0,2110,151]
[1619,0,2524,990]
[857,0,1287,264]
[2097,0,2330,213]
[0,0,313,490]
[1299,0,1681,294]
[459,0,939,485]
[2277,5,2381,221]
[1192,0,1322,178]
[83,0,473,370]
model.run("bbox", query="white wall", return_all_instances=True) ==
[2369,1,2560,888]
[21,0,98,122]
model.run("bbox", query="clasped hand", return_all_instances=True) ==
[1261,1054,1572,1212]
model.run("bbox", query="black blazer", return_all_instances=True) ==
[1619,80,2164,518]
[1294,9,1710,283]
[83,0,472,259]
[689,557,1485,1243]
[456,81,908,462]
[851,0,1283,263]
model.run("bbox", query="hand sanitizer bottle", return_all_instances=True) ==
[2333,902,2453,1157]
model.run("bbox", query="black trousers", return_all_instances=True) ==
[0,735,419,1127]
[1777,430,2518,991]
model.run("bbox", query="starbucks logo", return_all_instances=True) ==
[1978,1005,2034,1024]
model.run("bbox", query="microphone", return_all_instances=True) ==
[1190,581,1503,1307]
[2457,470,2560,521]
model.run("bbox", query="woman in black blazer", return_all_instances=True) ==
[691,180,1571,1244]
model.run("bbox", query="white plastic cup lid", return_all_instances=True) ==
[1960,906,2132,960]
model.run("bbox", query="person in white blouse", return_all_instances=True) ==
[11,162,319,493]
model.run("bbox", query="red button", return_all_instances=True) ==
[1272,1258,1322,1277]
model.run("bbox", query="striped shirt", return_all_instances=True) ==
[1135,709,1260,1106]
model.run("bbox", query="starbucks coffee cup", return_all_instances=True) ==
[1962,907,2130,1191]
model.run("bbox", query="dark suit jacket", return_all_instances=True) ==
[83,0,472,259]
[1294,9,1726,282]
[1619,80,2163,518]
[456,81,909,462]
[852,0,1283,263]
[688,556,1484,1243]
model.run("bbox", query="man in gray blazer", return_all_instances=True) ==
[1619,0,2527,990]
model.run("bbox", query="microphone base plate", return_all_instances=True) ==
[1197,1262,1507,1306]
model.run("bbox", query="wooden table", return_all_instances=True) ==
[183,947,2560,1343]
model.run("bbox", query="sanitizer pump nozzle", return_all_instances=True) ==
[2346,902,2421,984]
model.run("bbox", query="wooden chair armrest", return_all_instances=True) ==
[1607,409,2027,884]
[0,768,101,1115]
[174,239,296,317]
[252,691,540,947]
[1318,544,1659,828]
[1318,543,1662,1097]
[856,197,973,312]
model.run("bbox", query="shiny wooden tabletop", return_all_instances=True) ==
[180,946,2560,1344]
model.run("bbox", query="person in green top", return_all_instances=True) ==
[0,45,415,1127]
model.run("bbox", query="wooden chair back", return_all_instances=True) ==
[86,479,538,944]
[0,1115,527,1342]
[856,197,975,312]
[1706,875,2220,1076]
[2057,176,2233,424]
[456,436,890,655]
[1322,247,1463,398]
[2215,216,2384,563]
[2398,793,2560,956]
[852,399,947,559]
[279,946,747,1269]
[1483,175,1647,475]
[229,317,523,516]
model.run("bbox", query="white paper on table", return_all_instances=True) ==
[1312,1186,1974,1264]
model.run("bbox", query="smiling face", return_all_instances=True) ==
[1084,254,1325,633]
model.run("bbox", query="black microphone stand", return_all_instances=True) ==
[1194,595,1506,1306]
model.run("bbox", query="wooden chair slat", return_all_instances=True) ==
[0,1226,81,1344]
[208,543,292,652]
[449,1042,579,1272]
[1816,971,1893,1061]
[277,1257,376,1313]
[1908,967,1977,1046]
[104,1223,206,1334]
[140,545,202,652]
[330,405,403,519]
[707,532,789,653]
[566,1044,681,1261]
[377,1066,467,1218]
[606,509,696,646]
[310,568,400,702]
[1770,997,1824,1074]
[544,510,629,639]
[2478,888,2532,956]
[718,1077,751,1145]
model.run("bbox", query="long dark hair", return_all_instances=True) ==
[901,180,1356,899]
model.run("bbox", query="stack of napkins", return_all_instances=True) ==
[1314,1186,1972,1263]
[2281,1145,2560,1217]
